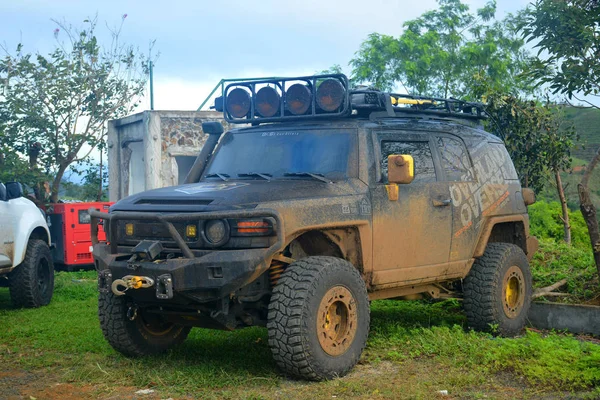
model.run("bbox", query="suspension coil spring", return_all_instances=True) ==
[269,260,286,286]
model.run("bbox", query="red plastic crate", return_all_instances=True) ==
[48,202,113,267]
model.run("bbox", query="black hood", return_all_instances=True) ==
[111,179,364,213]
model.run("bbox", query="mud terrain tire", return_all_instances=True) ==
[9,239,54,308]
[463,243,532,337]
[268,256,370,380]
[98,290,191,357]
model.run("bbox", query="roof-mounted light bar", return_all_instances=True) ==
[216,74,351,124]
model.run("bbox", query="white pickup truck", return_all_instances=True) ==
[0,182,54,307]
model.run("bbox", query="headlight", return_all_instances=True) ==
[204,219,229,245]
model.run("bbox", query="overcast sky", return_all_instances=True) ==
[0,0,531,111]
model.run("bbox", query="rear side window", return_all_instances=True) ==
[436,136,474,181]
[380,141,436,183]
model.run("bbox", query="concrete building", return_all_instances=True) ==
[107,110,231,202]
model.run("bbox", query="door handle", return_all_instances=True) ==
[432,198,452,207]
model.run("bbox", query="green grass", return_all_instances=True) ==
[530,239,599,302]
[1,271,599,399]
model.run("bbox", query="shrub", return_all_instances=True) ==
[530,239,598,300]
[528,200,590,249]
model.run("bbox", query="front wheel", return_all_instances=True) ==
[98,289,191,357]
[267,256,370,380]
[463,243,532,337]
[9,239,54,308]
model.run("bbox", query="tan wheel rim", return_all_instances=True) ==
[136,312,177,337]
[317,286,358,356]
[502,266,525,318]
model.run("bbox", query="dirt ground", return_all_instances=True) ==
[0,360,585,400]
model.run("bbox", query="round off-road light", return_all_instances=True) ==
[226,88,251,118]
[256,86,280,117]
[204,219,228,244]
[316,78,345,112]
[286,84,312,115]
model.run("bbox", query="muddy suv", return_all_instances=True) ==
[91,74,538,380]
[0,182,54,307]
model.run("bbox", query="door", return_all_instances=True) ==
[371,132,453,286]
[433,134,479,262]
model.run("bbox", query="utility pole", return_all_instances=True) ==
[149,60,154,111]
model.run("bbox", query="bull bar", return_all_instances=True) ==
[88,208,285,259]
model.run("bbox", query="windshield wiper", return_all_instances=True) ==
[205,173,230,181]
[284,172,332,184]
[238,172,272,181]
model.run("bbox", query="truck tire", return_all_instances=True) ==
[9,239,54,308]
[98,290,191,357]
[267,256,370,380]
[463,243,532,337]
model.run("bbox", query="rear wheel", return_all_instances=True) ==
[463,243,532,336]
[267,256,370,380]
[98,290,191,356]
[9,239,54,308]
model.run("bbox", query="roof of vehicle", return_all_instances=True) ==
[228,115,502,145]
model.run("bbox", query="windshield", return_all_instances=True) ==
[202,129,356,181]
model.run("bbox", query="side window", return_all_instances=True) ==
[436,136,474,181]
[380,141,436,183]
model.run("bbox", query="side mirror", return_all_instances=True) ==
[388,155,414,184]
[5,182,23,200]
[0,183,6,201]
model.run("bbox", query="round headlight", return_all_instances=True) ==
[286,83,311,115]
[316,78,345,112]
[256,86,280,117]
[204,219,228,244]
[226,88,251,118]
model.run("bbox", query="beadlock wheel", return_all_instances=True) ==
[503,265,525,318]
[463,243,532,337]
[267,256,370,380]
[317,286,358,356]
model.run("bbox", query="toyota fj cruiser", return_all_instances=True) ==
[0,182,54,307]
[91,74,538,380]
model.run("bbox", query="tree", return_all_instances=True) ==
[0,16,149,202]
[349,0,531,99]
[521,0,600,274]
[521,0,600,108]
[485,94,577,243]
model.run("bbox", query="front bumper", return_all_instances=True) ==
[89,208,284,302]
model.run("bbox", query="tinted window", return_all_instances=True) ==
[436,137,473,181]
[204,129,355,181]
[380,141,436,183]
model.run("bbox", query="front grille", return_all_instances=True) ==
[118,220,196,246]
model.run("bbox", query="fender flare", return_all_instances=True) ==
[472,215,531,258]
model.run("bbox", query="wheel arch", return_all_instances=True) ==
[473,215,529,259]
[13,224,51,267]
[284,227,364,273]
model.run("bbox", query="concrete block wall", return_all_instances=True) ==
[107,110,230,202]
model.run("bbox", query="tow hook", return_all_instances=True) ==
[111,275,155,296]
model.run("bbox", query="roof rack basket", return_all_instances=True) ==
[350,89,486,122]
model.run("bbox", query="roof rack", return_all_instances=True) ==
[350,89,486,121]
[206,74,486,125]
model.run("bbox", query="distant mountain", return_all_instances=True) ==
[564,106,600,161]
[538,106,600,209]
